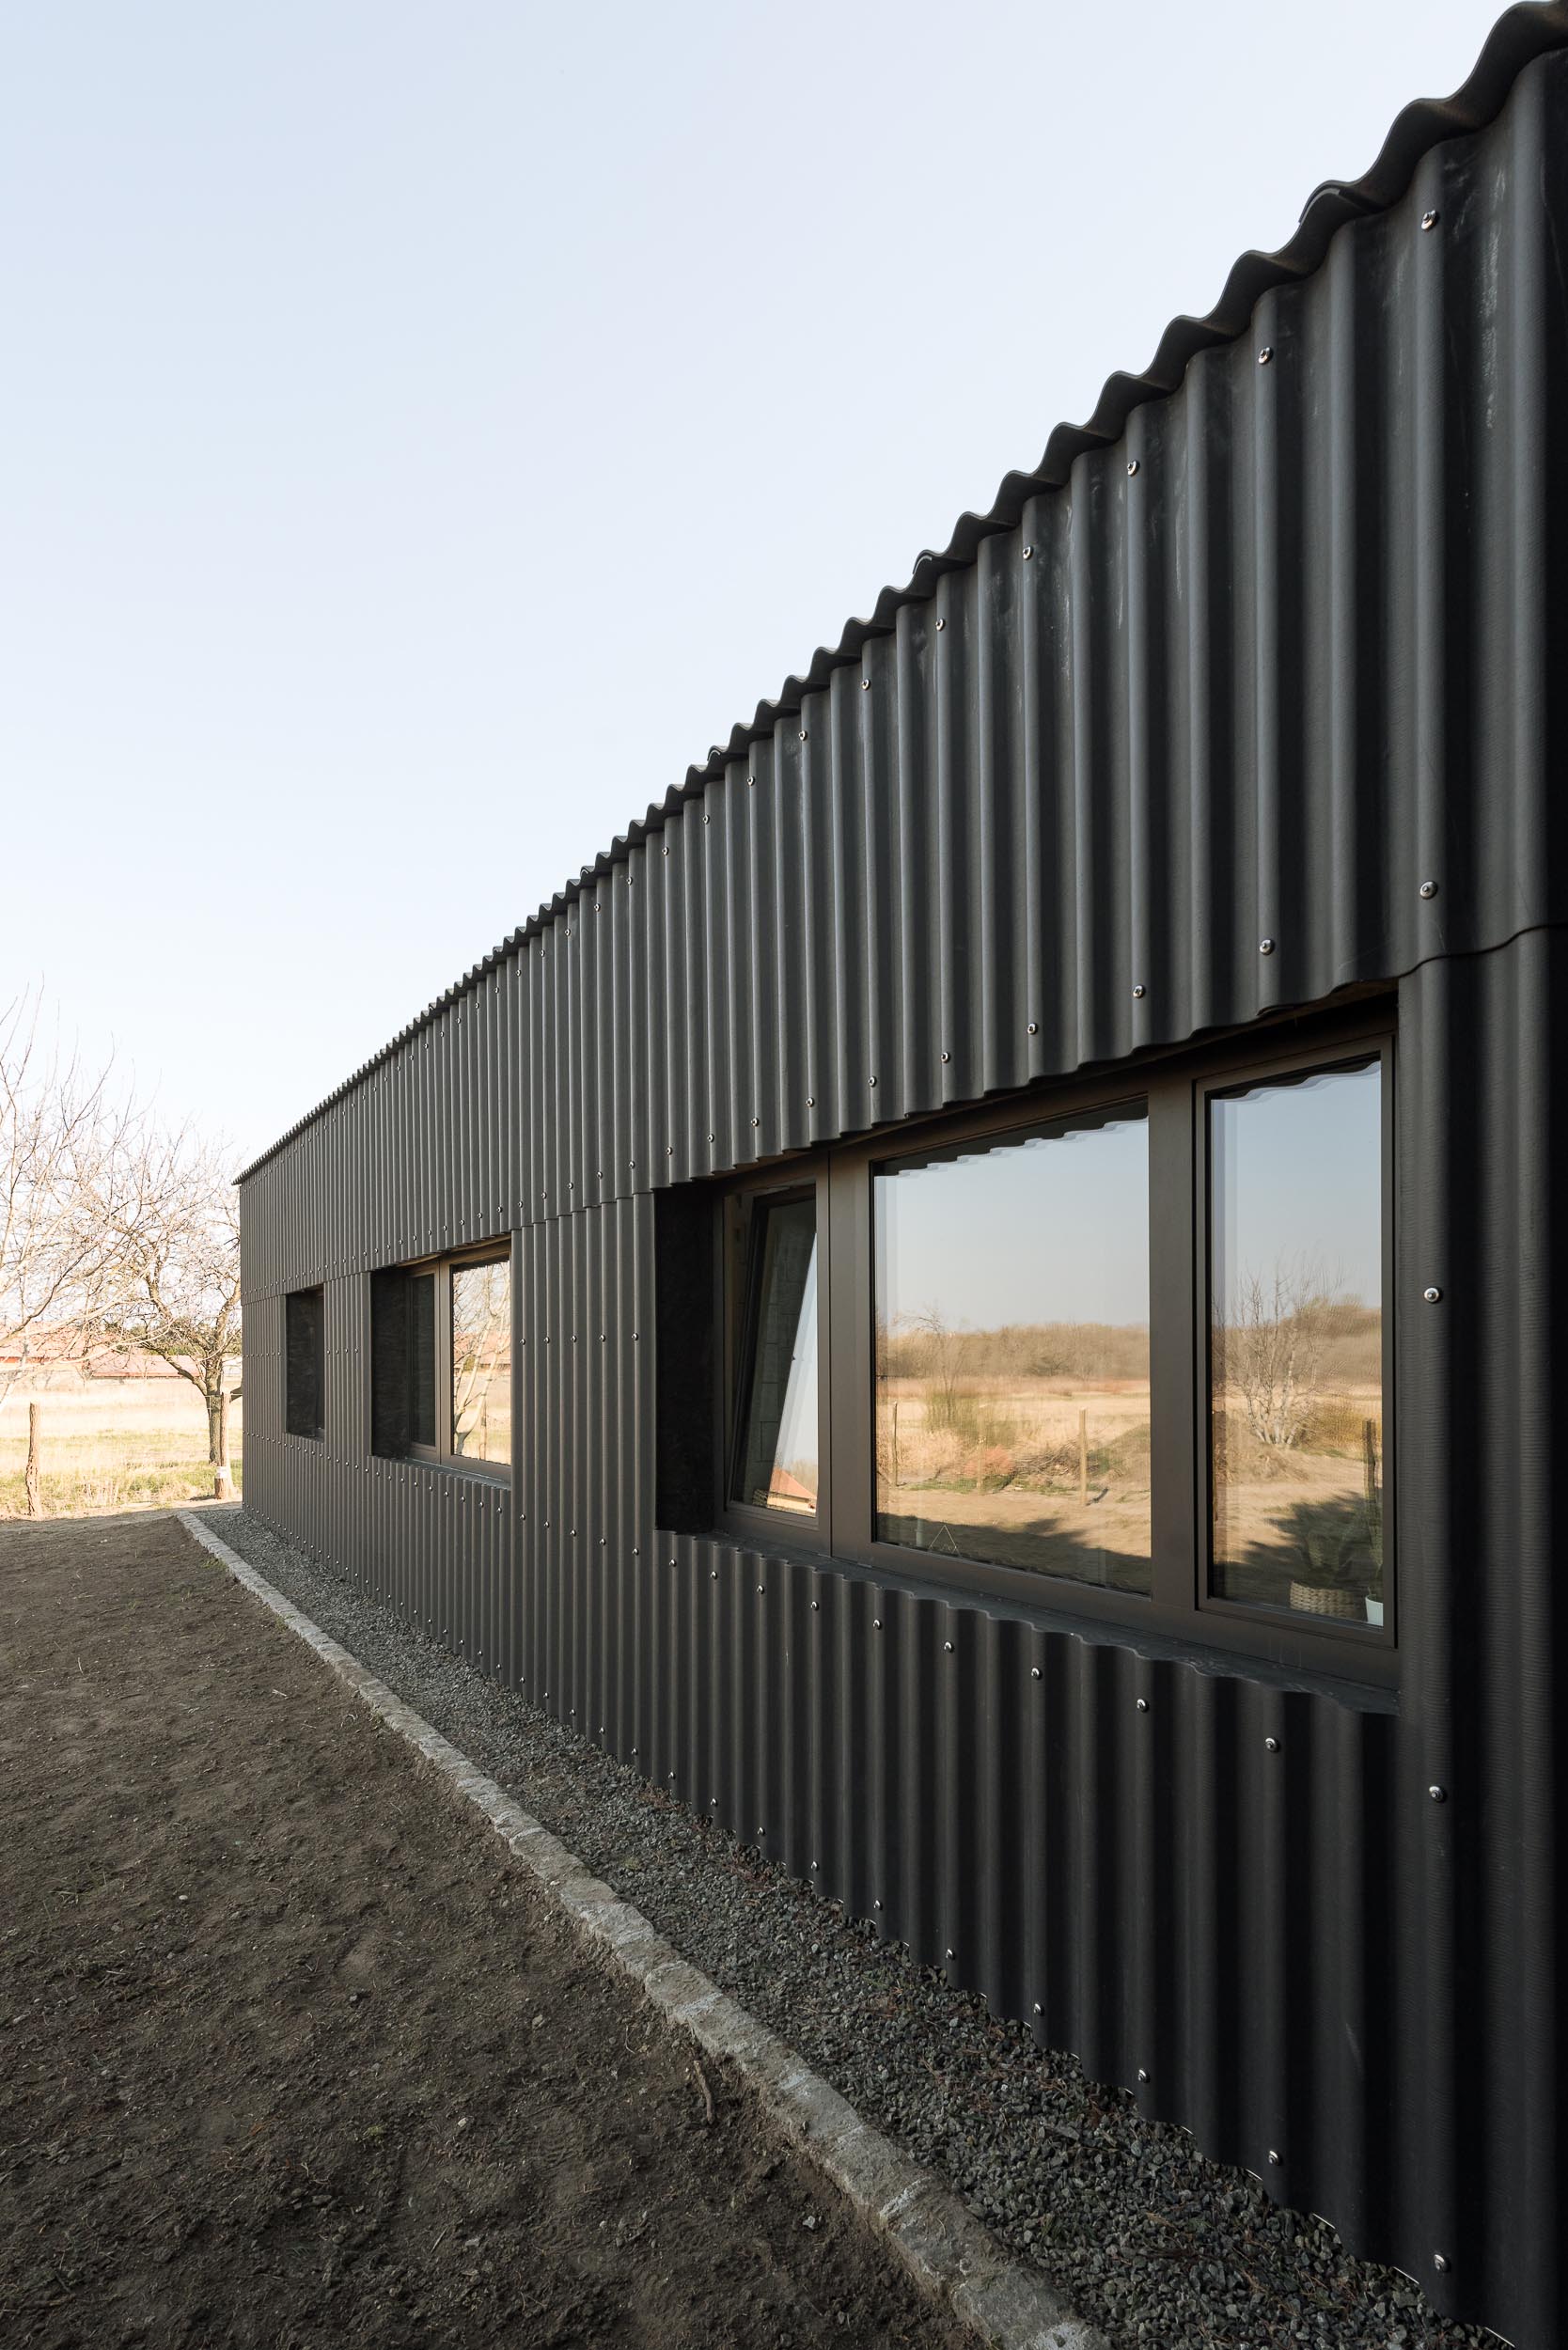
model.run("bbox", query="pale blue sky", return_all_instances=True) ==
[1,2,1505,1163]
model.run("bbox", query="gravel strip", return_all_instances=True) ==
[212,1505,1497,2350]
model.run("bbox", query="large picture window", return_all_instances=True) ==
[371,1247,511,1472]
[873,1108,1151,1594]
[687,1010,1395,1682]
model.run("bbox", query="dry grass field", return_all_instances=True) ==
[0,1378,241,1518]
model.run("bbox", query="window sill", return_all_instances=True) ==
[375,1450,512,1490]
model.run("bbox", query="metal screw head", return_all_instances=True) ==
[861,677,870,690]
[869,1073,878,1087]
[757,1584,764,1594]
[807,1095,816,1107]
[941,1050,951,1063]
[702,813,710,824]
[711,1568,717,1579]
[1132,983,1146,999]
[944,1640,955,1653]
[757,1826,765,1838]
[751,1115,760,1128]
[1027,1021,1039,1036]
[1429,1783,1448,1803]
[1258,345,1274,365]
[1264,1735,1281,1754]
[1419,878,1439,899]
[1424,1285,1443,1304]
[1259,936,1276,955]
[873,1898,883,1910]
[798,728,808,741]
[872,1618,883,1630]
[1032,2002,1043,2016]
[1268,2149,1282,2167]
[1434,2253,1450,2273]
[747,773,755,786]
[1022,543,1033,558]
[810,1599,819,1611]
[1422,210,1440,231]
[1136,1697,1149,1713]
[1126,457,1139,476]
[1137,2068,1150,2084]
[934,616,945,630]
[1030,1667,1042,1681]
[945,1948,955,1961]
[711,1795,717,1806]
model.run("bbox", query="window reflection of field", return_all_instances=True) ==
[875,1322,1152,1593]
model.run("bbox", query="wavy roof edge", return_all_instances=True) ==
[239,0,1568,1184]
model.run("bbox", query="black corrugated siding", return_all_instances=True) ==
[240,53,1568,2348]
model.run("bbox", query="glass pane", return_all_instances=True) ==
[408,1271,436,1449]
[874,1109,1151,1594]
[1209,1060,1384,1622]
[451,1260,511,1465]
[731,1197,819,1514]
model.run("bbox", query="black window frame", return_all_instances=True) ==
[704,1005,1396,1687]
[372,1241,514,1479]
[283,1284,326,1443]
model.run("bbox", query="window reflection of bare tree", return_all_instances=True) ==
[1215,1254,1337,1450]
[452,1262,510,1455]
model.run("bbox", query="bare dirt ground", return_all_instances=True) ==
[0,1510,961,2350]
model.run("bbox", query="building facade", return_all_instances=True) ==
[240,17,1568,2342]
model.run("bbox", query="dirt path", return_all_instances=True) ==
[0,1511,958,2350]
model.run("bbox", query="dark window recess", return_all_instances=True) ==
[408,1272,436,1447]
[655,1185,717,1533]
[371,1269,436,1456]
[284,1287,325,1440]
[729,1194,819,1516]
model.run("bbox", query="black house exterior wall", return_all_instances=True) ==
[240,48,1568,2345]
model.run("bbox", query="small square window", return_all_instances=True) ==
[371,1250,511,1471]
[284,1287,325,1440]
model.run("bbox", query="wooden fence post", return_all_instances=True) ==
[25,1401,44,1519]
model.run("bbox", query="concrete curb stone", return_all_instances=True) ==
[177,1509,1107,2350]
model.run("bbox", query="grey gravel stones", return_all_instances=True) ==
[211,1507,1499,2350]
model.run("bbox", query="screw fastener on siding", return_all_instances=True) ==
[1425,1286,1443,1303]
[1420,879,1439,899]
[1430,1784,1448,1802]
[1265,1736,1281,1753]
[1423,210,1440,230]
[1258,345,1274,364]
[1435,2254,1450,2273]
[1259,937,1276,955]
[1126,459,1139,477]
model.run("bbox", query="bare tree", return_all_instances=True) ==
[1,990,142,1416]
[100,1130,243,1498]
[1216,1255,1333,1450]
